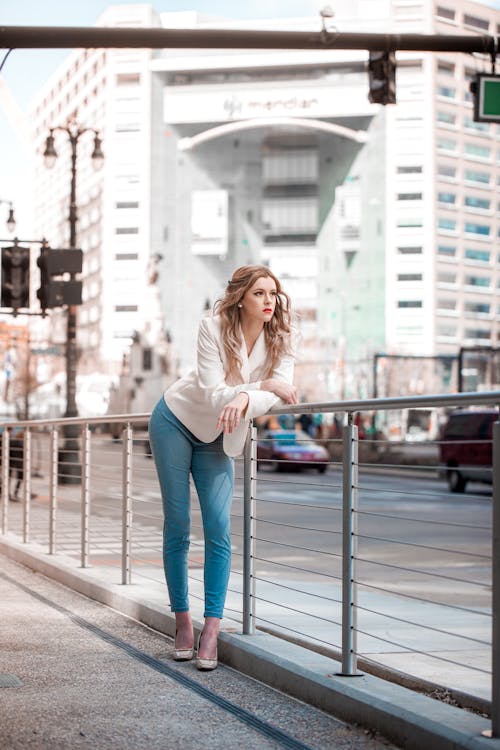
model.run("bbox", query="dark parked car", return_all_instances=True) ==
[439,409,498,493]
[257,429,329,473]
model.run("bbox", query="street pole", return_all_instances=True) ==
[43,120,103,484]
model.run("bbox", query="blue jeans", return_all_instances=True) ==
[148,398,234,619]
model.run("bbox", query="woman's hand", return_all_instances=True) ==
[261,378,298,404]
[217,392,250,433]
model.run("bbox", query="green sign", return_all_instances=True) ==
[473,74,500,122]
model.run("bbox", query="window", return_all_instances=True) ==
[397,246,422,254]
[263,149,318,184]
[465,248,490,262]
[397,165,422,174]
[115,201,140,209]
[464,116,490,134]
[115,305,139,312]
[438,164,456,179]
[437,298,456,310]
[397,218,423,227]
[437,86,456,98]
[465,328,491,340]
[465,196,490,211]
[115,253,139,260]
[465,302,490,315]
[437,6,455,20]
[437,245,456,257]
[115,227,139,234]
[262,197,318,234]
[438,217,457,231]
[116,73,140,85]
[397,192,422,200]
[437,325,457,338]
[437,61,455,76]
[465,222,490,237]
[437,137,457,152]
[398,300,422,308]
[437,111,456,125]
[438,271,456,284]
[465,169,490,185]
[397,273,423,281]
[463,14,489,31]
[142,348,153,371]
[465,275,490,288]
[438,191,456,205]
[465,143,491,160]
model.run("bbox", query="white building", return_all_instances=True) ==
[29,0,500,399]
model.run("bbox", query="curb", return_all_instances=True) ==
[1,534,497,750]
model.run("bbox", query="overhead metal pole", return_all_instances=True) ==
[0,26,498,55]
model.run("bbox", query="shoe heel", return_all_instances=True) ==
[173,629,194,661]
[196,632,218,671]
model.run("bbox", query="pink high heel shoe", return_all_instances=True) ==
[173,629,194,661]
[196,631,218,671]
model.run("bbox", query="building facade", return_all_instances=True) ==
[28,0,500,402]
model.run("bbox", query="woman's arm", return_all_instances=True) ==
[259,377,298,404]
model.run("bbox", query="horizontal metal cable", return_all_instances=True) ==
[252,594,342,627]
[355,532,491,559]
[354,627,491,675]
[253,535,341,557]
[130,511,162,523]
[355,579,491,617]
[129,539,162,553]
[254,614,341,652]
[354,602,491,646]
[354,555,490,587]
[253,555,342,581]
[355,508,490,531]
[255,517,342,535]
[254,496,342,512]
[358,461,441,472]
[256,476,341,489]
[356,482,489,501]
[252,575,342,605]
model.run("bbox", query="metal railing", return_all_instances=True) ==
[0,390,498,737]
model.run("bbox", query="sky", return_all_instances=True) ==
[0,0,499,233]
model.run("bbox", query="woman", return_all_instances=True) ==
[148,265,298,670]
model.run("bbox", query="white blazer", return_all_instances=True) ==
[164,314,296,457]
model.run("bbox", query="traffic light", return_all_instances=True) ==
[368,50,396,105]
[1,244,30,312]
[37,247,83,310]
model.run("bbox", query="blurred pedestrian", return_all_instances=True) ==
[148,265,298,670]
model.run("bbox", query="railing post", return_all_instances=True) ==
[22,428,31,544]
[49,428,58,554]
[340,413,359,676]
[121,422,133,585]
[1,427,10,534]
[490,420,500,737]
[81,424,90,568]
[243,422,257,635]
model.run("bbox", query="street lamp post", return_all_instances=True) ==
[43,119,103,483]
[0,200,16,233]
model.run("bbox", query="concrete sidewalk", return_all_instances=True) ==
[0,536,498,750]
[0,553,394,750]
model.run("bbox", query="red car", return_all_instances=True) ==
[257,430,329,473]
[439,409,497,493]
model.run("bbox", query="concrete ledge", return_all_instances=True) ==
[1,534,498,750]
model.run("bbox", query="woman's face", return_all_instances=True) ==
[239,276,278,325]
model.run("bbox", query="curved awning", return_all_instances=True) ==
[178,116,368,150]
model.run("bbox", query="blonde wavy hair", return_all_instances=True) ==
[213,265,293,382]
